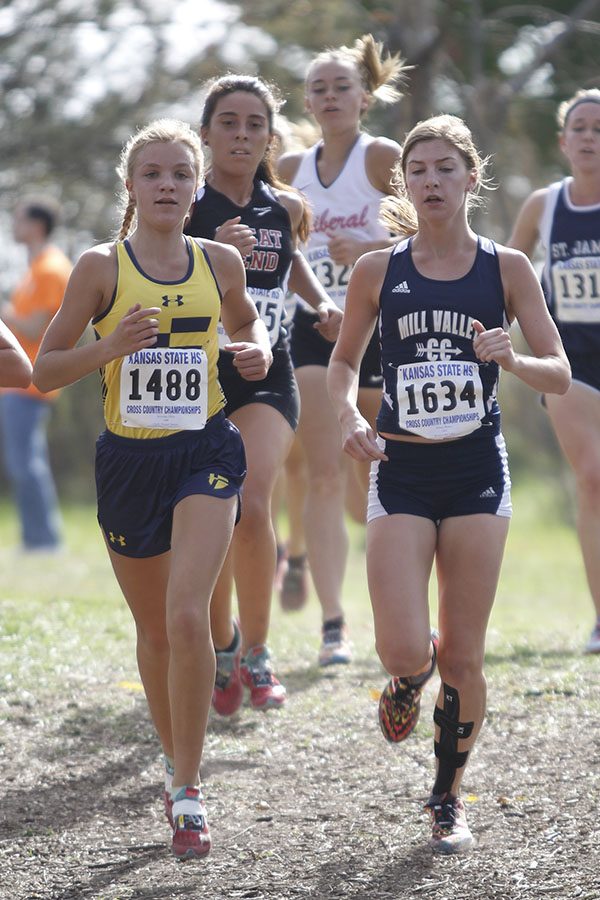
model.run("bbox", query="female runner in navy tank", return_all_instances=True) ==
[32,119,272,860]
[277,34,408,667]
[328,115,570,853]
[509,88,600,653]
[186,75,342,714]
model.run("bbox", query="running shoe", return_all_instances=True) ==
[425,792,474,854]
[171,786,211,860]
[280,553,309,612]
[378,630,439,743]
[585,619,600,653]
[240,644,286,710]
[164,756,174,827]
[212,619,243,717]
[318,618,352,667]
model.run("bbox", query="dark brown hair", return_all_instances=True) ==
[201,74,311,242]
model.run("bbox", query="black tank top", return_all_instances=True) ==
[186,179,294,349]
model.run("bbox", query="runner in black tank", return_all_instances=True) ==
[509,88,600,654]
[328,114,569,854]
[187,75,341,715]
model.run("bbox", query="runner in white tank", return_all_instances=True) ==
[509,88,600,654]
[328,115,569,854]
[292,132,392,313]
[278,33,408,667]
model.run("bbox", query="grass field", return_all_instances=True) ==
[0,473,593,690]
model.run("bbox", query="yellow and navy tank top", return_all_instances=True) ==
[93,237,224,439]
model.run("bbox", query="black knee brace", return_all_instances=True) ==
[432,684,474,796]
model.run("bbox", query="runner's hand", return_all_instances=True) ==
[215,217,257,258]
[313,303,343,342]
[107,304,160,359]
[473,319,517,371]
[225,341,273,381]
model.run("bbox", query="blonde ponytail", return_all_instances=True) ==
[351,33,410,105]
[307,33,410,109]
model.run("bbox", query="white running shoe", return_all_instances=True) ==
[425,793,475,854]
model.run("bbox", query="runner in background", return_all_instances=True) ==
[509,88,600,653]
[187,75,341,711]
[0,197,71,553]
[277,34,408,665]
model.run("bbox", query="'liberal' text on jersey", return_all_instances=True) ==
[291,133,390,311]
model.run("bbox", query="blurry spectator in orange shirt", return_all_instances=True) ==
[0,196,71,552]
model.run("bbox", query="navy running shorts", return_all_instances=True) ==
[367,428,512,523]
[290,305,383,389]
[218,338,300,431]
[96,411,246,558]
[569,352,600,394]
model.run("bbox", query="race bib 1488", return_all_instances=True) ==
[120,348,208,430]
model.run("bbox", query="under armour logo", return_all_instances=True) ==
[109,532,126,547]
[162,294,184,307]
[209,473,229,490]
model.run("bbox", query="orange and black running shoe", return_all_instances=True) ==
[378,630,439,743]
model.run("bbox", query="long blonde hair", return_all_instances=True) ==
[307,33,410,110]
[115,118,204,241]
[380,114,491,237]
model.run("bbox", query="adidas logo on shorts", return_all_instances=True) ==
[479,486,497,498]
[392,281,411,293]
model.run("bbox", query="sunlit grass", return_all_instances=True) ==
[0,475,595,705]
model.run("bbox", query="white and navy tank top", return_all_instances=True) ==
[292,132,389,310]
[539,178,600,358]
[377,237,508,441]
[186,179,294,349]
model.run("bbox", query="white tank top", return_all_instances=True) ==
[292,132,389,310]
